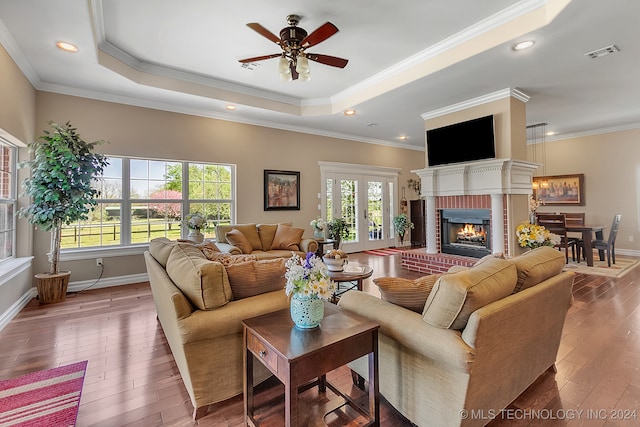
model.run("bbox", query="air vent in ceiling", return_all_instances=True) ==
[240,62,260,70]
[365,122,378,127]
[584,44,620,59]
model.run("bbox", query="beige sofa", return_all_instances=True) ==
[144,238,291,419]
[214,222,318,259]
[338,246,575,427]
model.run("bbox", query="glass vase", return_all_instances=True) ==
[313,228,325,240]
[290,293,324,329]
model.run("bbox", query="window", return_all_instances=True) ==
[0,139,16,261]
[60,157,235,249]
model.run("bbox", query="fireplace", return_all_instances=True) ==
[441,209,491,258]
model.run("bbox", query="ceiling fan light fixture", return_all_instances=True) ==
[279,71,292,81]
[277,56,290,74]
[295,55,310,74]
[240,15,347,82]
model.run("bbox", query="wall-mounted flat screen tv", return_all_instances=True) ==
[426,115,495,167]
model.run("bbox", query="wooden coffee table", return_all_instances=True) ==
[243,303,380,426]
[326,262,373,302]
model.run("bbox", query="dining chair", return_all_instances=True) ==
[562,212,586,261]
[577,214,621,267]
[535,213,577,263]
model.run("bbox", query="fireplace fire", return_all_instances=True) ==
[456,224,487,244]
[441,209,491,258]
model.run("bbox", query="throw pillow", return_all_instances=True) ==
[148,237,178,268]
[204,252,258,266]
[422,257,517,330]
[226,228,253,254]
[217,224,261,250]
[226,259,286,300]
[165,243,232,310]
[509,246,566,293]
[270,224,304,251]
[374,275,442,313]
[257,224,279,252]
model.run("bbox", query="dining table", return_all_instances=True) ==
[565,224,605,266]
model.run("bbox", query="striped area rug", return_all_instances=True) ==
[363,247,407,256]
[0,360,87,426]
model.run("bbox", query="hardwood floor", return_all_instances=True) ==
[1,251,639,426]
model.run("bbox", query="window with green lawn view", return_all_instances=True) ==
[60,157,235,249]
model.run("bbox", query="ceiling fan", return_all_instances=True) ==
[239,14,348,81]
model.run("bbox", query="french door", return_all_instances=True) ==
[320,163,399,253]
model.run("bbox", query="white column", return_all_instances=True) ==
[491,193,505,254]
[426,196,437,253]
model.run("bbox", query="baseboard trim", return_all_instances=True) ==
[67,273,150,293]
[0,288,37,331]
[614,249,640,257]
[0,273,150,332]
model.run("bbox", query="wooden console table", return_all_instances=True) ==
[243,303,380,426]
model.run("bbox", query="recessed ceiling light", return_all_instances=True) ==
[56,41,78,52]
[397,135,408,141]
[225,105,237,111]
[513,40,535,51]
[344,109,356,116]
[545,131,555,136]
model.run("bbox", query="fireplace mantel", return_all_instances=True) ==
[411,159,538,255]
[412,158,538,197]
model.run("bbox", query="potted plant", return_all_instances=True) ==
[393,213,414,246]
[327,218,350,249]
[18,121,108,304]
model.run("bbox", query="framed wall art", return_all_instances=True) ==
[533,173,585,206]
[264,170,300,211]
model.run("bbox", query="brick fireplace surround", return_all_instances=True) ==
[402,158,537,275]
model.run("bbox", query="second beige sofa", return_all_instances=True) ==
[214,222,318,259]
[338,246,575,427]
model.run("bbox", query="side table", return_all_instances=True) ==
[314,239,337,258]
[326,262,373,303]
[243,303,380,426]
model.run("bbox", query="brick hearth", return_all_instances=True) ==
[400,249,476,275]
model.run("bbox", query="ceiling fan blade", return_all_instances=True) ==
[246,23,282,45]
[239,53,282,63]
[306,53,348,68]
[300,22,339,48]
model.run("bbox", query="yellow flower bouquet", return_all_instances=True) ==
[515,221,560,249]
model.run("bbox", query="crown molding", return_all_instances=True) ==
[333,0,546,105]
[0,17,40,87]
[420,88,529,120]
[540,121,640,143]
[38,82,424,152]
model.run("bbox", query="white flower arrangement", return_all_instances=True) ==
[516,221,561,249]
[310,218,327,231]
[184,212,207,230]
[285,253,336,299]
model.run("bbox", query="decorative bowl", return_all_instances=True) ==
[323,255,348,272]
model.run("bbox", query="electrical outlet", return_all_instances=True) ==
[96,258,103,267]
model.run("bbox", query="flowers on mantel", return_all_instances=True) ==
[516,221,560,249]
[285,253,335,299]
